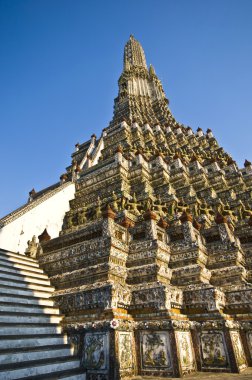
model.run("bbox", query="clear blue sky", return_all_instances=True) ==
[0,0,252,217]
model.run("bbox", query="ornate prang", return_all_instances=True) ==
[36,36,252,379]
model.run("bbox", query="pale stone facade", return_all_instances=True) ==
[0,182,75,253]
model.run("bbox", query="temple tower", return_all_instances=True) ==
[110,35,173,128]
[36,36,252,379]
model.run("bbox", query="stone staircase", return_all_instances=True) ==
[0,248,86,380]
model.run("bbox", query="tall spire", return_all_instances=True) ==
[109,35,172,128]
[124,35,147,70]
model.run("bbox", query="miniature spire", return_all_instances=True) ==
[109,36,172,128]
[38,228,51,243]
[124,35,147,70]
[149,64,156,76]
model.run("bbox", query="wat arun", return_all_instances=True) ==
[37,36,252,378]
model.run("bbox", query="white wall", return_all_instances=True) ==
[0,183,75,254]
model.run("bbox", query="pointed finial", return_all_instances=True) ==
[244,159,251,167]
[38,228,51,243]
[149,64,156,76]
[124,35,147,69]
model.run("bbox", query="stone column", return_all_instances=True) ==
[225,321,247,373]
[113,321,136,379]
[215,213,235,244]
[171,320,196,377]
[115,145,123,164]
[240,322,252,366]
[180,211,196,244]
[143,209,158,239]
[102,205,116,238]
[86,154,92,168]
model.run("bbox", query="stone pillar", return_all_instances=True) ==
[135,151,144,165]
[155,153,168,171]
[115,145,123,164]
[180,211,196,244]
[102,206,116,238]
[143,209,157,240]
[172,320,196,377]
[240,322,252,366]
[113,321,136,379]
[91,133,96,145]
[215,213,235,244]
[86,154,92,168]
[225,321,247,373]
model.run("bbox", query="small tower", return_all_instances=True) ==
[123,34,147,69]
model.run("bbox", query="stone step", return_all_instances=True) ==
[0,294,54,306]
[0,260,44,274]
[0,278,54,292]
[57,372,85,380]
[0,266,47,279]
[0,250,38,264]
[0,323,62,336]
[0,312,62,324]
[0,254,40,268]
[0,344,73,366]
[0,285,52,298]
[28,368,86,380]
[0,250,82,379]
[0,270,51,285]
[0,302,59,315]
[0,334,68,349]
[0,357,80,380]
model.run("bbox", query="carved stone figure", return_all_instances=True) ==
[82,333,107,370]
[153,196,166,218]
[95,197,102,219]
[111,191,119,212]
[200,333,228,368]
[66,210,74,229]
[141,332,171,369]
[126,193,141,215]
[25,235,38,258]
[78,206,87,225]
